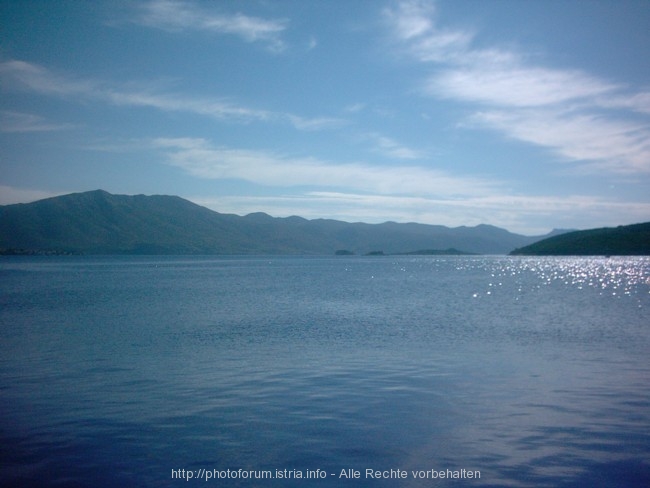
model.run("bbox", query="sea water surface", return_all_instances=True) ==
[1,255,649,487]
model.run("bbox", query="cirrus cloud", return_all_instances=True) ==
[136,0,288,53]
[151,136,499,197]
[0,60,344,131]
[384,0,650,174]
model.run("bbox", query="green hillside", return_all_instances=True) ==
[510,222,650,256]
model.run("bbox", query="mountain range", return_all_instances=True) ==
[1,189,573,255]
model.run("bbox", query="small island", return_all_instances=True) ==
[397,248,475,256]
[334,248,475,256]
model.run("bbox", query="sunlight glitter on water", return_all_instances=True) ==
[466,257,650,303]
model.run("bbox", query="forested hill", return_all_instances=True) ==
[1,189,564,255]
[510,222,650,256]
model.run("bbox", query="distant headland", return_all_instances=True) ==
[510,222,650,256]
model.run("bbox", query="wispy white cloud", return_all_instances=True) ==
[0,60,342,131]
[285,114,347,131]
[136,0,288,53]
[428,67,617,108]
[151,137,499,197]
[344,103,366,113]
[104,89,272,122]
[191,190,650,235]
[0,60,95,96]
[0,111,74,132]
[470,109,650,173]
[384,0,650,173]
[361,132,424,160]
[387,0,435,40]
[383,0,471,61]
[595,91,650,115]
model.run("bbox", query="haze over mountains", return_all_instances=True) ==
[0,190,573,255]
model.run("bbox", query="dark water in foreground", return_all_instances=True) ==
[1,255,649,487]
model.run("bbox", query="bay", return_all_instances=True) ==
[1,255,649,487]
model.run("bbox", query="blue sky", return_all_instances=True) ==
[1,0,649,235]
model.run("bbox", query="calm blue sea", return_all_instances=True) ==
[1,255,649,487]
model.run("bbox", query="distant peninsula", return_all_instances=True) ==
[0,189,595,256]
[510,222,650,256]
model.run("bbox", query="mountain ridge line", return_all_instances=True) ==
[0,189,588,255]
